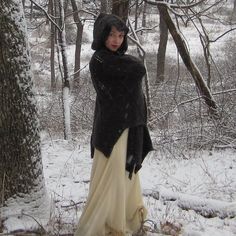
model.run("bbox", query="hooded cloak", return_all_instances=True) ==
[89,13,153,177]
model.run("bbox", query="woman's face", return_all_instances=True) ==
[105,26,125,52]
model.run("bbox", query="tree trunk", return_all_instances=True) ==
[71,0,84,88]
[58,0,71,140]
[232,0,236,20]
[157,4,218,116]
[30,1,34,21]
[142,1,147,29]
[112,0,130,22]
[0,0,48,222]
[101,0,109,13]
[156,13,168,83]
[134,0,139,30]
[49,0,56,91]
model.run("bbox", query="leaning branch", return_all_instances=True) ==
[157,3,218,116]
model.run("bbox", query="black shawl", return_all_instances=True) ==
[89,14,153,178]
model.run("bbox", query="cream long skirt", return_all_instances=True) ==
[74,129,147,236]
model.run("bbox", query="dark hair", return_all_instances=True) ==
[91,13,129,54]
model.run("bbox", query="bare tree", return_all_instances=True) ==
[49,0,56,91]
[156,12,168,83]
[233,0,236,19]
[112,0,130,22]
[144,0,218,116]
[142,0,147,29]
[57,0,72,140]
[71,0,84,88]
[0,0,48,228]
[29,0,72,140]
[134,0,139,30]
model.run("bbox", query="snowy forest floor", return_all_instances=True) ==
[38,132,236,236]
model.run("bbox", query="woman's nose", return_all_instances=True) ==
[114,36,121,43]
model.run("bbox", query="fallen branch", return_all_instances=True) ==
[144,187,236,219]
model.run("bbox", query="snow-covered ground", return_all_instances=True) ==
[33,11,236,235]
[40,132,236,235]
[3,2,236,234]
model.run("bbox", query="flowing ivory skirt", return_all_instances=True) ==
[75,129,147,236]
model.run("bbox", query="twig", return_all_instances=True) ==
[69,63,88,77]
[29,0,62,32]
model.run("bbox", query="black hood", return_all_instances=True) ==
[91,13,129,54]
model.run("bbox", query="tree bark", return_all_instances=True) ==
[232,0,236,20]
[71,0,84,88]
[112,0,130,22]
[142,0,147,29]
[234,0,236,13]
[49,0,56,91]
[134,0,139,30]
[57,0,71,140]
[0,0,46,203]
[30,1,33,21]
[101,0,109,13]
[156,13,168,83]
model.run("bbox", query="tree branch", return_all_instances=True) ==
[210,27,236,42]
[29,0,62,32]
[144,0,206,9]
[150,88,236,123]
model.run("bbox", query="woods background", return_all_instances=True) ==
[1,0,236,234]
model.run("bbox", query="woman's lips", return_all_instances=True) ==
[111,45,119,48]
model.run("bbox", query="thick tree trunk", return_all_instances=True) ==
[0,0,45,202]
[156,13,168,83]
[71,0,84,88]
[0,0,48,223]
[112,0,130,22]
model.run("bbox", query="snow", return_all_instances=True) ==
[2,186,51,233]
[24,134,234,235]
[2,1,236,235]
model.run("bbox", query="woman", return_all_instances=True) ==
[75,13,153,236]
